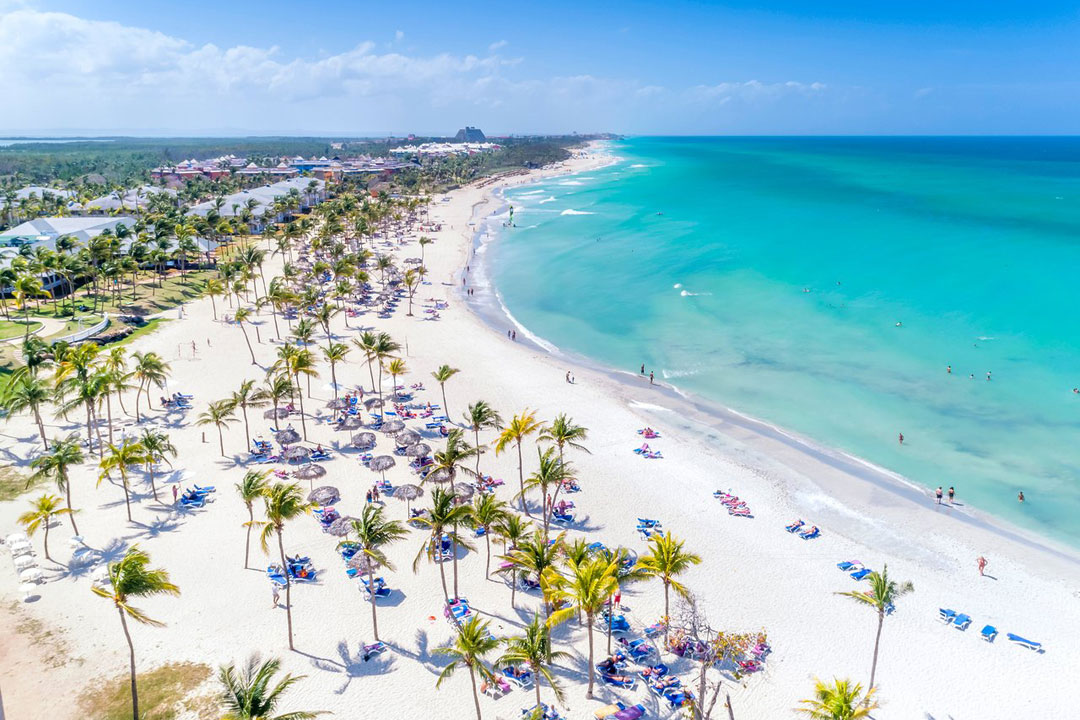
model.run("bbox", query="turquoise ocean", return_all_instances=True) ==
[487,137,1080,548]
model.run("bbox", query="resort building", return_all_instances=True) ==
[454,126,487,142]
[81,186,178,214]
[389,142,501,158]
[186,178,325,232]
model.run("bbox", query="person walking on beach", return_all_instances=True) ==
[512,330,516,341]
[649,371,654,385]
[935,486,943,504]
[977,556,988,576]
[172,485,178,504]
[948,486,955,504]
[565,371,571,383]
[641,364,645,374]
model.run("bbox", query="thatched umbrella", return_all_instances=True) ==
[395,429,421,447]
[404,257,423,264]
[293,464,327,489]
[364,398,384,410]
[392,483,424,517]
[338,415,364,430]
[264,407,290,420]
[308,485,340,506]
[380,419,405,434]
[369,455,396,483]
[405,442,431,458]
[452,482,475,502]
[351,432,377,450]
[325,517,354,537]
[276,428,301,445]
[347,553,380,574]
[424,467,453,484]
[326,398,350,410]
[283,445,310,463]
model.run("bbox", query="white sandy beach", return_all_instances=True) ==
[2,143,1079,720]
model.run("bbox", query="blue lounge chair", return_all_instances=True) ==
[599,672,635,689]
[785,520,804,533]
[836,561,860,571]
[850,568,872,581]
[551,511,573,525]
[503,666,534,688]
[800,527,821,540]
[1007,633,1043,651]
[939,608,957,624]
[193,484,216,494]
[981,625,998,642]
[952,613,972,630]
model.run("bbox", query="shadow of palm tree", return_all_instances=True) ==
[306,639,396,693]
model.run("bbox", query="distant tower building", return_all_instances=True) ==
[454,126,487,142]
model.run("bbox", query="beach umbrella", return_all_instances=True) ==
[351,432,377,450]
[264,408,291,420]
[381,419,405,434]
[452,483,475,502]
[283,446,311,462]
[370,455,396,473]
[308,485,340,506]
[392,483,424,516]
[405,442,431,458]
[425,467,453,484]
[338,416,364,430]
[294,463,327,481]
[325,517,354,537]
[364,398,384,409]
[325,398,349,409]
[395,429,421,447]
[404,257,423,264]
[346,554,380,575]
[276,428,301,445]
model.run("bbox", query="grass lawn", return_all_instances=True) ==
[0,320,42,340]
[14,270,215,322]
[78,662,214,720]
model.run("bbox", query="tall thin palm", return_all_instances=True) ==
[522,447,573,540]
[499,531,562,613]
[28,434,84,534]
[284,349,318,439]
[429,430,480,596]
[322,342,350,407]
[18,493,72,562]
[494,409,544,515]
[348,505,408,641]
[262,374,294,431]
[218,654,324,720]
[635,531,702,646]
[232,379,269,450]
[130,350,170,421]
[139,429,176,502]
[259,482,312,650]
[434,615,499,720]
[234,307,258,364]
[91,546,179,720]
[463,400,502,478]
[1,374,51,450]
[197,399,239,457]
[236,470,268,569]
[797,678,879,720]
[471,494,510,580]
[836,564,913,693]
[496,614,571,709]
[539,413,590,468]
[98,439,149,522]
[413,486,473,603]
[431,364,459,418]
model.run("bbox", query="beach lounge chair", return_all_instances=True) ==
[599,672,635,689]
[612,704,645,720]
[939,608,957,624]
[952,613,972,630]
[981,625,998,643]
[850,568,873,581]
[785,520,805,533]
[503,666,534,689]
[551,511,574,525]
[638,663,668,680]
[836,561,861,571]
[800,527,821,540]
[600,612,631,633]
[637,518,661,528]
[643,622,666,638]
[1006,633,1043,651]
[362,642,386,661]
[594,703,625,720]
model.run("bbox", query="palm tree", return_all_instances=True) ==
[282,349,318,440]
[91,546,179,720]
[218,654,324,720]
[198,399,239,456]
[18,493,72,561]
[539,413,590,468]
[434,615,499,720]
[471,494,510,579]
[1,374,51,450]
[413,486,472,602]
[545,555,621,699]
[12,274,51,337]
[98,439,149,522]
[259,482,312,650]
[234,307,258,364]
[496,614,570,710]
[523,447,573,540]
[635,532,702,646]
[463,400,502,478]
[494,409,544,515]
[236,470,269,569]
[372,333,400,398]
[28,435,84,534]
[348,505,408,641]
[262,374,293,432]
[431,364,459,419]
[130,351,170,422]
[232,379,269,451]
[140,429,176,502]
[321,342,350,407]
[205,277,225,320]
[430,430,480,596]
[352,331,381,392]
[500,531,562,612]
[836,564,913,693]
[797,678,879,719]
[386,357,407,399]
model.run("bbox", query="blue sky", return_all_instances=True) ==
[3,0,1080,135]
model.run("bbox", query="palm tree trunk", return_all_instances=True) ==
[209,293,218,320]
[148,461,158,502]
[367,566,380,641]
[244,505,253,569]
[240,325,256,364]
[105,394,114,447]
[663,581,671,648]
[117,606,140,720]
[586,615,596,699]
[330,362,339,406]
[452,531,460,598]
[606,600,614,655]
[484,532,491,579]
[438,551,450,602]
[277,530,294,650]
[241,404,251,450]
[296,387,308,440]
[534,672,541,709]
[468,665,483,720]
[32,408,48,451]
[516,440,530,516]
[473,428,481,477]
[64,477,79,535]
[217,426,225,456]
[43,517,51,561]
[869,610,884,691]
[366,359,376,393]
[440,384,448,419]
[120,473,133,522]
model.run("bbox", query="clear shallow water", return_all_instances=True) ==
[490,137,1080,547]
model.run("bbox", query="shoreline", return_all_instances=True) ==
[461,141,1080,572]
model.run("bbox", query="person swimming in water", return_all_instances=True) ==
[1018,490,1025,503]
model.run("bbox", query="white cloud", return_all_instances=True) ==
[0,8,831,134]
[394,30,404,42]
